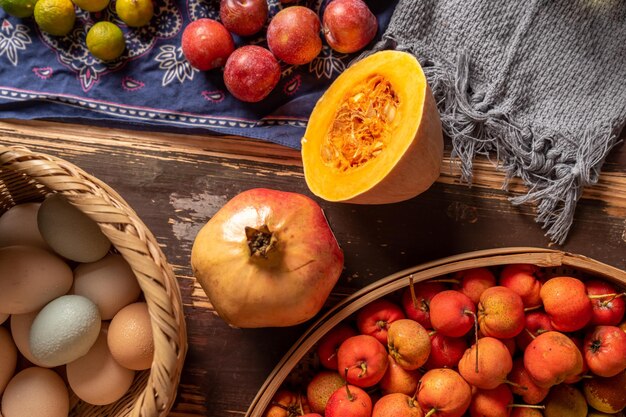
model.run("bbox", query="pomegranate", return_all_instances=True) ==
[190,188,344,328]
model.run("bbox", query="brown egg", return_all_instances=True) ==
[107,302,154,371]
[0,313,7,325]
[0,203,49,250]
[0,246,73,315]
[0,327,17,395]
[10,311,49,368]
[67,328,135,405]
[1,367,69,417]
[73,253,142,320]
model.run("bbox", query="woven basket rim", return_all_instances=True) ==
[0,145,188,417]
[245,247,626,417]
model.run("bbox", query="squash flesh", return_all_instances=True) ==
[321,75,399,172]
[302,50,433,203]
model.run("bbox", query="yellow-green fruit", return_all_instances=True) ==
[306,371,345,414]
[71,0,108,12]
[34,0,75,36]
[583,370,626,414]
[115,0,153,27]
[544,384,587,417]
[0,0,37,18]
[86,21,125,61]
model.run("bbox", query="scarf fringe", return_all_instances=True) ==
[362,37,619,245]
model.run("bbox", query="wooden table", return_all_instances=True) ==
[1,119,625,417]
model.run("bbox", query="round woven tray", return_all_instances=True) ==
[0,145,187,417]
[245,247,626,417]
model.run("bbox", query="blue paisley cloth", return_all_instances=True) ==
[0,0,397,149]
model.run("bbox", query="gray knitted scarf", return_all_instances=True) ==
[366,0,626,244]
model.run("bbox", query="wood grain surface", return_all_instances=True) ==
[1,119,625,417]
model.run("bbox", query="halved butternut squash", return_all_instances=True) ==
[301,50,443,204]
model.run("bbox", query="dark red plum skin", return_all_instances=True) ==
[323,0,378,54]
[224,46,281,102]
[182,19,235,71]
[267,6,322,65]
[220,0,268,36]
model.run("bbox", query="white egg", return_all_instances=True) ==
[29,295,101,367]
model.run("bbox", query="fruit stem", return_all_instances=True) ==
[358,362,368,378]
[507,404,546,409]
[343,368,355,401]
[409,275,418,310]
[297,393,305,416]
[464,309,479,373]
[525,328,537,340]
[412,379,422,401]
[428,330,437,337]
[345,382,354,402]
[523,305,543,312]
[245,225,277,258]
[588,292,626,301]
[504,379,528,390]
[425,408,437,417]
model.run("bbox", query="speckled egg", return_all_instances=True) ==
[108,302,154,371]
[30,295,101,367]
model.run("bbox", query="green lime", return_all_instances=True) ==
[72,0,108,12]
[86,21,125,61]
[34,0,75,36]
[115,0,153,27]
[0,0,38,18]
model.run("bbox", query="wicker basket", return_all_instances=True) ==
[245,247,626,417]
[0,145,187,417]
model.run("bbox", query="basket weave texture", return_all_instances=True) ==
[0,145,187,417]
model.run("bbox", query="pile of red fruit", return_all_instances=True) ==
[181,0,378,103]
[263,265,626,417]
